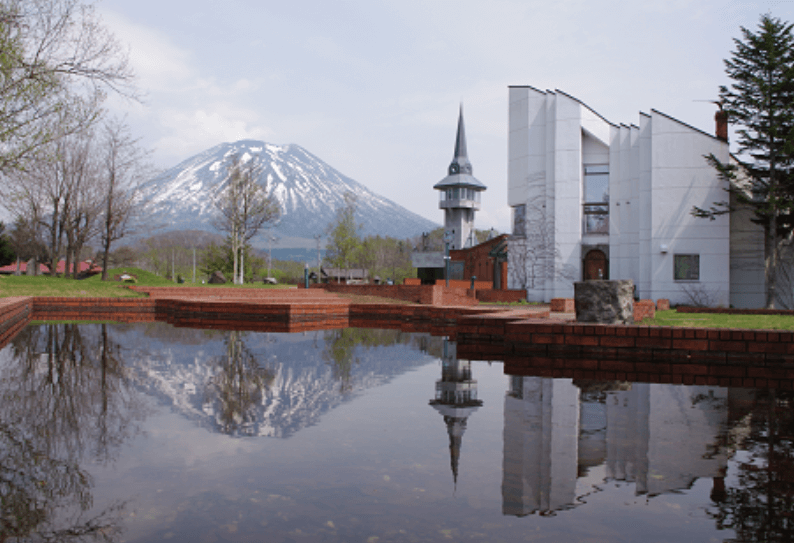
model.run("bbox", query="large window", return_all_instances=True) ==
[583,164,609,235]
[512,204,526,237]
[674,254,700,281]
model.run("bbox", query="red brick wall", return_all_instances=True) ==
[476,290,526,303]
[634,300,656,323]
[435,279,493,290]
[550,298,575,312]
[403,278,421,286]
[449,234,509,288]
[657,299,670,311]
[491,321,794,388]
[2,295,794,389]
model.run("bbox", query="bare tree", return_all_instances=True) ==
[1,120,96,276]
[98,119,152,280]
[0,0,136,175]
[213,154,280,284]
[509,201,576,297]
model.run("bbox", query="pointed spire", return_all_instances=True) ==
[454,104,468,160]
[448,104,473,176]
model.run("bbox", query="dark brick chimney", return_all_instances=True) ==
[715,109,728,141]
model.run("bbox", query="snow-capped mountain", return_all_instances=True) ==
[141,140,439,245]
[116,326,439,438]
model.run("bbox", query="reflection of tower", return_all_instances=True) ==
[429,339,483,486]
[502,376,580,516]
[434,106,487,250]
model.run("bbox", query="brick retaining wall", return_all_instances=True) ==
[475,290,526,303]
[2,295,794,388]
[634,300,656,323]
[0,297,32,350]
[454,320,794,389]
[550,298,575,312]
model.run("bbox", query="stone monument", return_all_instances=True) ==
[574,280,634,325]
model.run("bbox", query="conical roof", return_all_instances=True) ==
[434,105,486,191]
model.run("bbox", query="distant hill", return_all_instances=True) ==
[139,140,439,248]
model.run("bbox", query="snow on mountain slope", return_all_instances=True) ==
[140,140,439,244]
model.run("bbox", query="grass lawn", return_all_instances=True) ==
[643,309,794,330]
[0,267,295,298]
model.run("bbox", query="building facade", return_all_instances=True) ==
[507,86,765,307]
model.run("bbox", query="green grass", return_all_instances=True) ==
[0,267,294,298]
[643,309,794,330]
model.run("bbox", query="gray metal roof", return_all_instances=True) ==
[434,105,487,191]
[433,173,486,190]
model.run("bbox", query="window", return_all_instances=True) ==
[583,164,609,235]
[512,204,526,237]
[674,254,699,281]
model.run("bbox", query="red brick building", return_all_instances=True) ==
[449,234,509,289]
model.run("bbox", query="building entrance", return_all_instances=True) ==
[583,249,608,280]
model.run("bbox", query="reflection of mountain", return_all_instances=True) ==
[502,377,732,516]
[115,326,438,438]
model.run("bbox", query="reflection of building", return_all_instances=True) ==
[502,378,730,516]
[429,339,483,486]
[502,377,580,515]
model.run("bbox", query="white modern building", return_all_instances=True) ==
[507,86,765,307]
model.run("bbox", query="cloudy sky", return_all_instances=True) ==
[97,0,793,234]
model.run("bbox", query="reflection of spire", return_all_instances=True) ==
[429,339,483,488]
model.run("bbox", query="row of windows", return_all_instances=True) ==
[439,187,481,202]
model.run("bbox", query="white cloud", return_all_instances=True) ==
[99,10,194,92]
[155,106,272,161]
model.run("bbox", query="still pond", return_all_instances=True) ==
[0,322,790,542]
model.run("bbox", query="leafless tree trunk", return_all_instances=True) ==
[508,201,576,298]
[98,120,152,280]
[213,154,280,284]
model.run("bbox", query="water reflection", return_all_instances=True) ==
[502,376,733,516]
[0,324,144,542]
[707,389,794,542]
[204,331,277,436]
[4,322,794,541]
[429,339,483,487]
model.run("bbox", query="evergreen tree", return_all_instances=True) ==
[0,221,14,266]
[694,14,794,308]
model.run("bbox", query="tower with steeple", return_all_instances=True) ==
[434,106,487,250]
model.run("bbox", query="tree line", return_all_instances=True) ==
[323,191,495,284]
[0,0,149,279]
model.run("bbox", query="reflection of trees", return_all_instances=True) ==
[322,328,408,393]
[204,331,277,436]
[1,323,144,542]
[708,390,794,542]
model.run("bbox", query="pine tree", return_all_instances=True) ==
[694,14,794,308]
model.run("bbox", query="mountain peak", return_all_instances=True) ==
[140,141,439,247]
